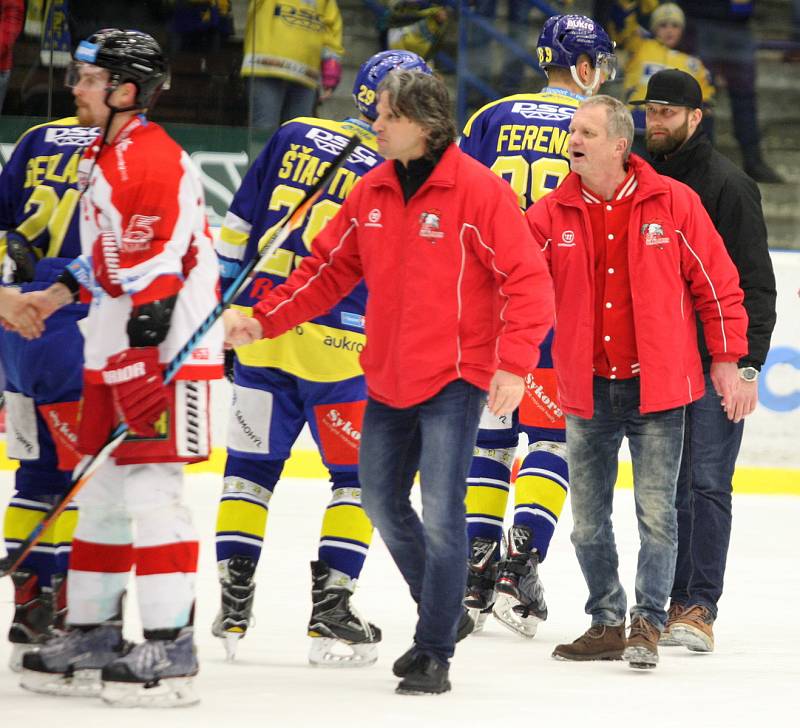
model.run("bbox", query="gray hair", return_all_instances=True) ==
[376,70,456,158]
[580,95,635,160]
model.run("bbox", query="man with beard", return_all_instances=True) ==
[635,69,776,653]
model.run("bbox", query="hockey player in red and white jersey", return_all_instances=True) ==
[16,29,223,707]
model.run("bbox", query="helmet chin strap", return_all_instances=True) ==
[570,64,602,97]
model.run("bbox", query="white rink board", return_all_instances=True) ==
[211,250,800,472]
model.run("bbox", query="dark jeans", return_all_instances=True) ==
[359,380,486,664]
[671,373,743,619]
[566,377,684,630]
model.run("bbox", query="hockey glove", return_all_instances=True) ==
[5,230,39,283]
[321,57,342,92]
[102,347,168,437]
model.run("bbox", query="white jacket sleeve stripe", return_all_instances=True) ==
[676,229,728,352]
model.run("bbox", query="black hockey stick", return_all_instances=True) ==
[0,134,361,578]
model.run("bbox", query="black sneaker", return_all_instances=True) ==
[395,654,451,695]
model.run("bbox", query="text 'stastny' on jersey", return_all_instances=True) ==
[460,89,581,210]
[0,117,99,262]
[216,117,380,382]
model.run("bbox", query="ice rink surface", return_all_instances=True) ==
[1,471,798,728]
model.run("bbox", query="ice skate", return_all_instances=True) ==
[307,560,381,668]
[211,555,256,661]
[7,570,58,673]
[20,622,128,697]
[493,525,548,638]
[463,536,499,635]
[101,627,200,708]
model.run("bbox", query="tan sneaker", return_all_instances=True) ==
[659,601,685,646]
[552,624,625,661]
[670,604,714,653]
[623,615,660,669]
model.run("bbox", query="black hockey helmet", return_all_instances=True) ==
[72,28,169,109]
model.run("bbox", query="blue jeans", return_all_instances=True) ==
[359,380,486,665]
[247,77,317,139]
[566,377,684,630]
[671,373,743,618]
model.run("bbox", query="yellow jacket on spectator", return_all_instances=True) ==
[241,0,344,89]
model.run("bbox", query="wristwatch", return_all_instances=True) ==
[738,366,759,382]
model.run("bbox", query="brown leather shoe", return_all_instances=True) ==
[552,624,625,661]
[659,601,685,646]
[670,604,715,653]
[624,615,660,669]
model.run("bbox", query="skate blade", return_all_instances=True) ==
[623,645,659,669]
[101,676,200,708]
[466,608,490,635]
[308,638,378,668]
[492,594,542,639]
[669,625,714,653]
[20,667,102,697]
[9,643,37,673]
[224,632,243,662]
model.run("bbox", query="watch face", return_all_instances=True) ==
[740,367,758,382]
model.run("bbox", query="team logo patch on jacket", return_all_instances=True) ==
[641,222,671,248]
[419,209,444,240]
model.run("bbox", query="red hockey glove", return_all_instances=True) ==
[321,57,342,92]
[101,347,167,437]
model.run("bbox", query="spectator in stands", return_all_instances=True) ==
[640,69,776,654]
[382,1,450,61]
[168,0,233,54]
[677,0,784,183]
[612,2,714,147]
[0,0,23,113]
[241,0,343,140]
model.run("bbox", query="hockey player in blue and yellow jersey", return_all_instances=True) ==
[0,117,96,670]
[213,50,432,665]
[459,14,616,639]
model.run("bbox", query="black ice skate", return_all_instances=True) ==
[20,620,129,697]
[7,570,58,672]
[493,525,548,638]
[463,536,499,634]
[101,627,199,708]
[307,560,381,668]
[211,555,256,661]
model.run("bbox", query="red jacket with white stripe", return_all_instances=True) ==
[254,143,555,408]
[525,154,748,417]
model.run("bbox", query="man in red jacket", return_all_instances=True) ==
[225,69,555,694]
[525,94,747,671]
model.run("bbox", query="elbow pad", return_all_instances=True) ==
[127,295,177,347]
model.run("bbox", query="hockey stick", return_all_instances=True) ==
[0,134,361,578]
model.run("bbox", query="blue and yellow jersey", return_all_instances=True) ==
[460,88,583,210]
[0,117,99,265]
[217,116,380,382]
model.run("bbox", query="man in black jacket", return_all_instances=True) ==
[635,68,777,653]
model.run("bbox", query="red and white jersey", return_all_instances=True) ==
[71,115,223,380]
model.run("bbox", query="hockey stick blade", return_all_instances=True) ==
[0,134,362,578]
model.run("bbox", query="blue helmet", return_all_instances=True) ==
[352,50,432,120]
[536,15,617,82]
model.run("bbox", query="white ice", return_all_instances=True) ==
[1,471,798,727]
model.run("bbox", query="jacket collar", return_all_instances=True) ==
[554,154,670,207]
[651,127,713,178]
[367,142,459,194]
